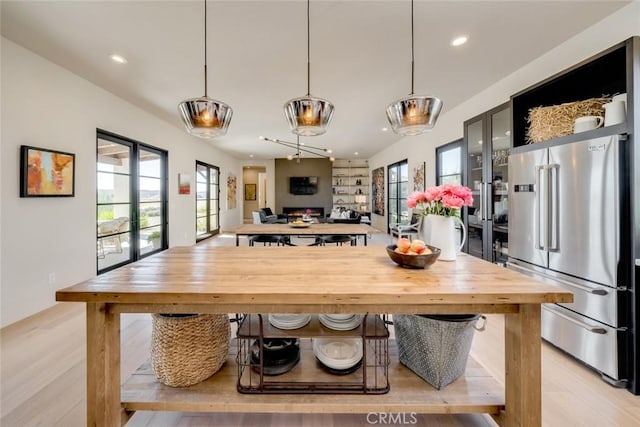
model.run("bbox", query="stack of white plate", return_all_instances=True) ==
[318,313,362,331]
[313,337,363,373]
[269,313,311,330]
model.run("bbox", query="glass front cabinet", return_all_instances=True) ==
[463,102,510,264]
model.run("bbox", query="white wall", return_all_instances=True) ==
[0,38,243,327]
[368,1,640,232]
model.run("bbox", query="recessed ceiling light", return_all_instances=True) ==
[326,149,333,154]
[354,152,359,156]
[109,54,127,64]
[451,36,468,47]
[249,154,254,158]
[382,127,389,132]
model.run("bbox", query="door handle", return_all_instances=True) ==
[484,182,491,221]
[535,165,545,250]
[543,305,608,334]
[548,164,560,252]
[509,260,609,295]
[478,182,484,221]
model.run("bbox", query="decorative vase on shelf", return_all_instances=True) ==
[421,214,467,261]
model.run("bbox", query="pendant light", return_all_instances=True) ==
[178,0,232,138]
[259,136,335,163]
[283,0,334,136]
[386,0,442,136]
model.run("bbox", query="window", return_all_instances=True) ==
[387,160,409,229]
[436,139,463,185]
[97,130,168,274]
[196,161,220,241]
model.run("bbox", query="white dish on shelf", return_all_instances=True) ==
[313,337,363,370]
[269,313,311,330]
[318,314,362,331]
[324,313,354,321]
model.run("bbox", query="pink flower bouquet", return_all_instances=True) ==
[407,183,473,218]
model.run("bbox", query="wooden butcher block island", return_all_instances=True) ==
[56,246,572,426]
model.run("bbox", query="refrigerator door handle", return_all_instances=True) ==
[548,164,560,252]
[543,305,607,334]
[535,165,546,250]
[553,275,609,296]
[507,261,609,295]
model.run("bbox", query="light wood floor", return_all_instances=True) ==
[2,232,640,426]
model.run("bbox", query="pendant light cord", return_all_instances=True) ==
[306,0,311,96]
[410,0,415,95]
[204,0,208,97]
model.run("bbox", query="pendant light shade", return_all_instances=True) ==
[284,95,334,137]
[386,95,443,136]
[386,0,442,136]
[178,0,232,138]
[179,97,232,138]
[283,0,334,136]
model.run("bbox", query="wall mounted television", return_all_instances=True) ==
[289,176,318,195]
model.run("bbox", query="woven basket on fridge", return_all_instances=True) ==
[151,313,230,387]
[393,314,486,390]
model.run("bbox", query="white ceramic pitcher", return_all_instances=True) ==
[422,215,467,261]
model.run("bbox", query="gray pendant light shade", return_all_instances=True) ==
[284,95,334,137]
[178,97,232,138]
[283,0,334,136]
[178,0,232,139]
[386,0,442,136]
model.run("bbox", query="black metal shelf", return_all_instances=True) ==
[236,314,389,395]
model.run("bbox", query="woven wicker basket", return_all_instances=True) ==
[393,314,485,390]
[151,313,230,387]
[526,97,612,143]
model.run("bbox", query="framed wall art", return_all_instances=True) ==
[178,173,191,195]
[227,172,237,209]
[412,162,425,192]
[20,145,75,197]
[244,183,256,201]
[372,166,384,215]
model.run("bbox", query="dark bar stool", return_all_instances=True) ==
[315,235,357,246]
[248,235,282,246]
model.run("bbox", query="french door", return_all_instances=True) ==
[196,161,220,241]
[97,130,168,274]
[387,160,409,231]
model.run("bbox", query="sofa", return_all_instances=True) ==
[259,208,287,224]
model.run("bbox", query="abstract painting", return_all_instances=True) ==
[20,145,75,197]
[372,166,384,216]
[178,173,191,195]
[412,162,425,192]
[227,172,237,209]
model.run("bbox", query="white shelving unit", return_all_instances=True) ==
[332,159,369,212]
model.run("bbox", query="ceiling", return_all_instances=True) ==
[1,1,629,160]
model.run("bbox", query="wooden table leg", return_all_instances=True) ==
[87,303,122,427]
[503,304,541,426]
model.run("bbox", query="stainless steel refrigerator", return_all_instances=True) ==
[508,134,632,386]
